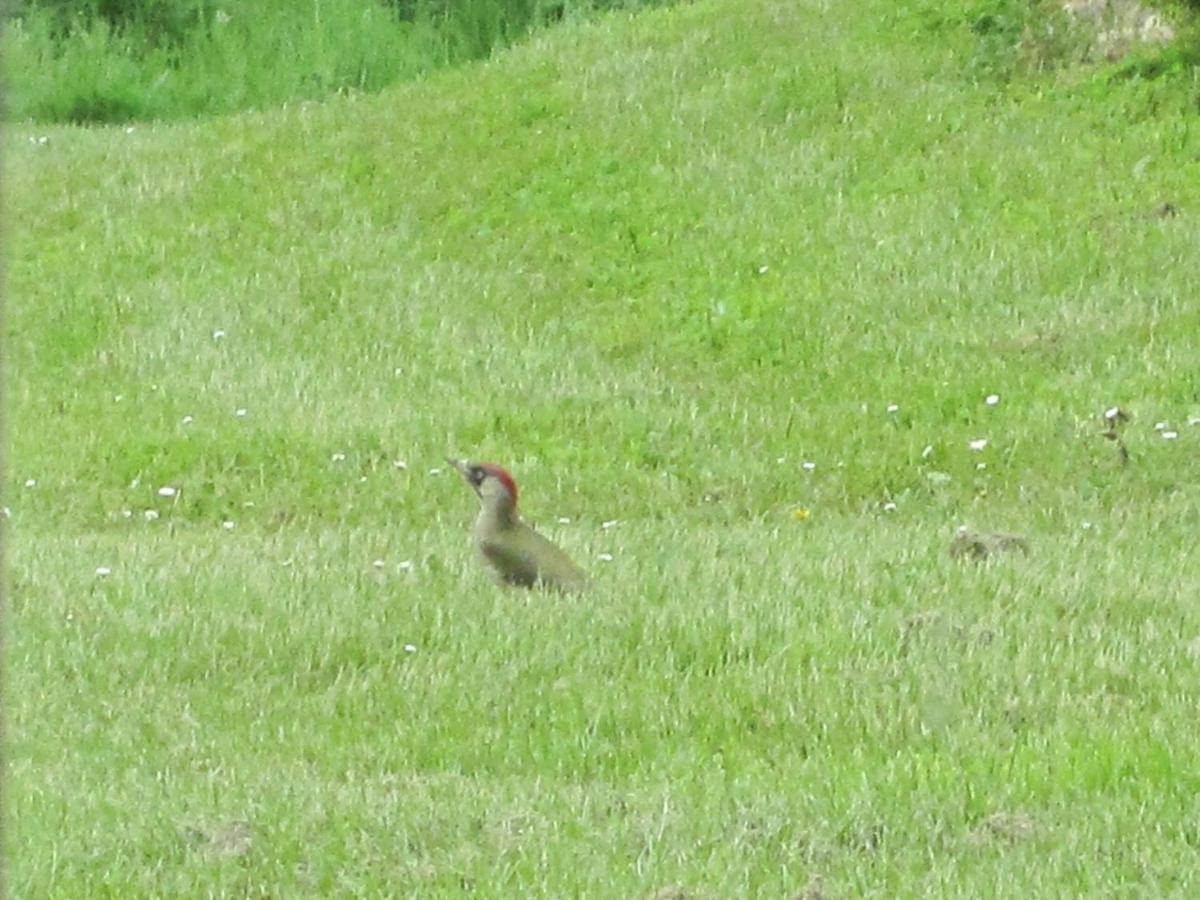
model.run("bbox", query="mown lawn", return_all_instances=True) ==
[9,0,1200,894]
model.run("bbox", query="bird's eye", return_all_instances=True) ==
[469,466,486,483]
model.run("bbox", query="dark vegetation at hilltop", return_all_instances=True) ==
[5,0,670,122]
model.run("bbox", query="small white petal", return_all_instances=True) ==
[398,560,414,571]
[1162,431,1179,440]
[802,461,816,471]
[976,462,987,469]
[144,509,160,520]
[921,444,934,459]
[114,394,123,402]
[222,520,235,529]
[243,501,255,508]
[235,408,247,417]
[157,486,177,497]
[601,520,619,529]
[24,479,36,488]
[1155,422,1166,431]
[428,467,443,476]
[968,439,988,451]
[212,329,226,340]
[775,456,786,464]
[886,404,900,413]
[757,265,769,274]
[403,643,417,653]
[331,452,346,462]
[597,553,614,562]
[129,478,140,489]
[985,394,1000,406]
[393,460,408,469]
[180,415,194,425]
[372,559,385,568]
[1082,521,1093,530]
[557,516,572,524]
[281,558,294,567]
[95,566,112,576]
[393,367,403,376]
[1,507,10,518]
[124,126,135,134]
[882,501,897,511]
[1104,407,1121,420]
[120,509,132,518]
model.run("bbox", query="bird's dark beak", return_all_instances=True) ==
[446,457,477,493]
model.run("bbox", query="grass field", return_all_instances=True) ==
[9,0,1200,894]
[3,0,668,123]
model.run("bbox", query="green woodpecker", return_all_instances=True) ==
[448,458,589,593]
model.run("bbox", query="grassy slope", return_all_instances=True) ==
[9,0,1200,894]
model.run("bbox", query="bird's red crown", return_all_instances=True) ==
[478,463,518,505]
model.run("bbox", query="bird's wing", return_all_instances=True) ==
[518,527,589,590]
[479,539,540,587]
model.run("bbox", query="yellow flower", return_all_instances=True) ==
[792,507,811,521]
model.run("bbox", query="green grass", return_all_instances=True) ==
[3,0,668,123]
[9,0,1200,894]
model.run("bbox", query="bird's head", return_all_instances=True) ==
[448,458,519,510]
